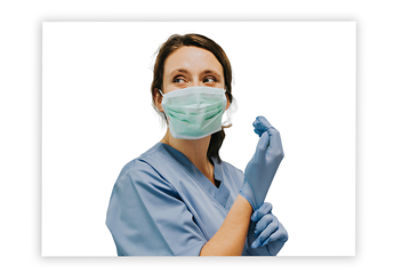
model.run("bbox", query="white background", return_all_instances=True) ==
[1,0,399,276]
[42,21,355,256]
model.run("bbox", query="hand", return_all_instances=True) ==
[250,202,288,255]
[239,116,284,210]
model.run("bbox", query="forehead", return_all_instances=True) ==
[164,46,223,74]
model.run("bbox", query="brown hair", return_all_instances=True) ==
[151,33,233,163]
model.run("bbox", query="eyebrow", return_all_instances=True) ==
[169,68,222,79]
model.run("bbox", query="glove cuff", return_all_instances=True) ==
[239,188,257,211]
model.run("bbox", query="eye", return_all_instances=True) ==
[203,76,218,83]
[173,75,186,83]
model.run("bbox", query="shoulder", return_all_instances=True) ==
[118,158,154,180]
[114,146,178,196]
[117,142,165,182]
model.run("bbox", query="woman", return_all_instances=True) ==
[106,33,288,256]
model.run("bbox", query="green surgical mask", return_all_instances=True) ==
[159,86,227,139]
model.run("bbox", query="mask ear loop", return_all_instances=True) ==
[157,89,169,126]
[221,117,232,129]
[221,97,237,129]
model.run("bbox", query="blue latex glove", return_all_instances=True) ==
[249,202,288,255]
[239,116,284,210]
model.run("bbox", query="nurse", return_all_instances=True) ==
[106,33,288,256]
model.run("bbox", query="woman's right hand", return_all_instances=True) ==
[249,202,288,255]
[239,116,284,210]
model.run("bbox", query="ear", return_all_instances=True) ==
[153,88,164,113]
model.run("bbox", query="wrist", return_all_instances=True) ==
[239,186,257,212]
[236,193,253,212]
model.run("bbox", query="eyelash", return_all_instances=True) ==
[173,75,185,83]
[173,75,218,83]
[204,76,218,82]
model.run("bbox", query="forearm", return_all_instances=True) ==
[199,194,253,256]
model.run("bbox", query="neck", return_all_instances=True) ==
[161,129,214,183]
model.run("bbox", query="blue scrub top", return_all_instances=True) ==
[106,142,270,256]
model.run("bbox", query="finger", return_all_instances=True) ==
[252,118,266,137]
[255,131,270,159]
[266,127,284,156]
[253,116,272,136]
[252,226,279,249]
[251,202,273,222]
[253,127,264,137]
[251,202,272,222]
[254,217,279,245]
[255,115,273,130]
[268,218,288,241]
[252,118,264,130]
[251,218,279,249]
[254,213,274,236]
[268,227,289,243]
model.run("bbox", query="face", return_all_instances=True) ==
[155,46,230,112]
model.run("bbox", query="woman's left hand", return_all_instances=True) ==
[250,202,288,255]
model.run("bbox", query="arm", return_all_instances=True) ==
[107,159,254,256]
[200,194,252,256]
[201,116,285,256]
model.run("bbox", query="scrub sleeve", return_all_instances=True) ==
[106,159,207,256]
